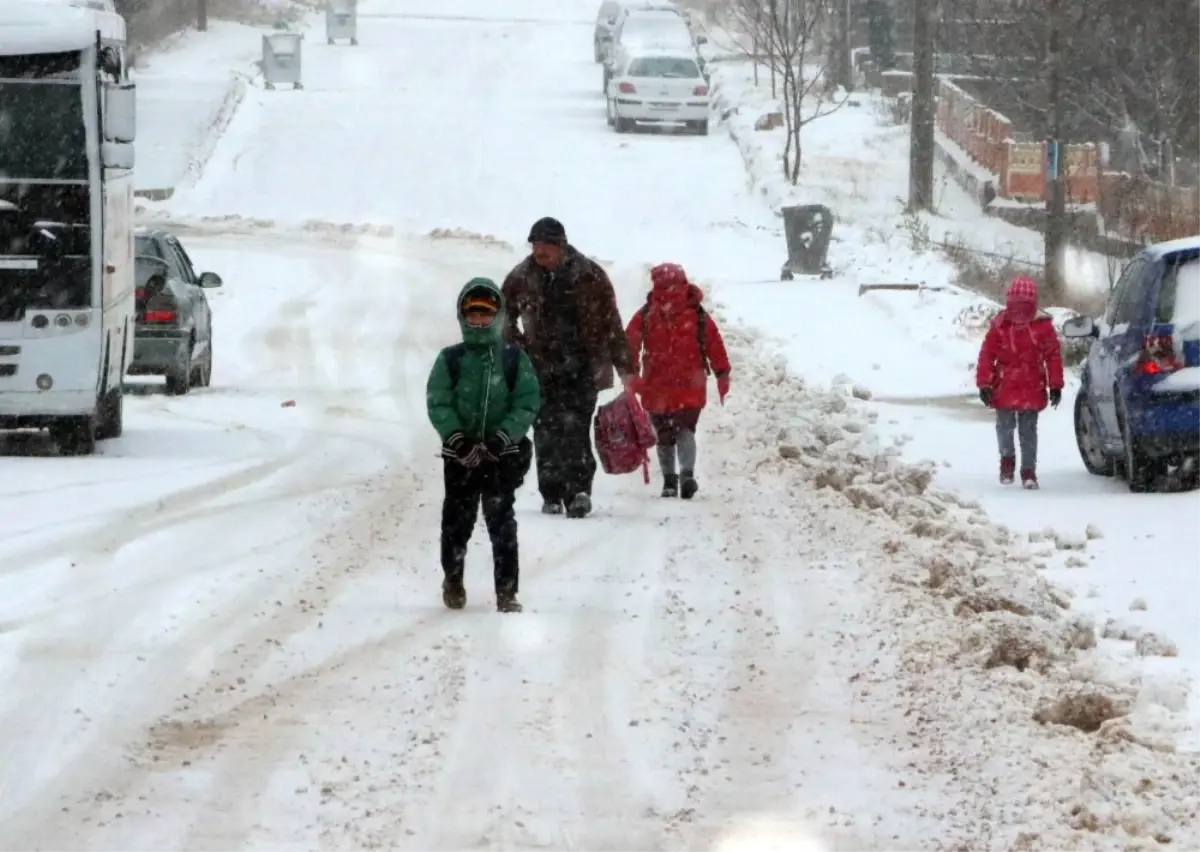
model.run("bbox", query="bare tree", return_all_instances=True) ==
[719,0,850,184]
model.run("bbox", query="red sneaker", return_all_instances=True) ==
[1021,469,1039,489]
[1000,456,1016,484]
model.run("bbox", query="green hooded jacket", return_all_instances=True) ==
[426,278,541,442]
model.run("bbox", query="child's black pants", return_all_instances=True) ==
[440,438,532,596]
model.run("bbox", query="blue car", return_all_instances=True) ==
[1063,235,1200,492]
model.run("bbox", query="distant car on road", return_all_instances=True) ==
[129,228,222,395]
[606,47,710,134]
[594,0,688,63]
[602,7,698,91]
[1062,234,1200,491]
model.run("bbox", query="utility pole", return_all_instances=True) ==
[907,0,935,211]
[198,0,208,32]
[1042,0,1066,300]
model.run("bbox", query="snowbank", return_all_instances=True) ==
[711,314,1200,848]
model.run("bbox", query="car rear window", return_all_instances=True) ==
[135,235,155,256]
[627,57,700,77]
[1155,255,1200,334]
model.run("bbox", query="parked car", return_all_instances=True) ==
[129,228,222,395]
[602,8,697,91]
[606,48,710,134]
[1062,235,1200,491]
[595,0,688,63]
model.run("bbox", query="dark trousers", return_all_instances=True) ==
[440,438,532,596]
[533,378,599,504]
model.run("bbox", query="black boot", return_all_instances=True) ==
[496,593,523,613]
[566,492,592,518]
[680,471,699,500]
[442,575,466,609]
[661,473,679,497]
[541,500,564,515]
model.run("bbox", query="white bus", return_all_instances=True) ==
[0,0,136,455]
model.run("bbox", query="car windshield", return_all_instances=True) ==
[628,57,700,78]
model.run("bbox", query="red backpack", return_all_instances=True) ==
[594,390,657,483]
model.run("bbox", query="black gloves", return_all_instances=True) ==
[486,430,519,458]
[979,387,993,407]
[442,431,486,467]
[445,431,518,467]
[1049,388,1062,408]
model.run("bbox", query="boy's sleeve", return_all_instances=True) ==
[975,326,999,388]
[704,313,732,376]
[426,349,464,440]
[497,350,541,440]
[501,271,526,348]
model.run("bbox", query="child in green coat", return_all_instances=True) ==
[426,278,541,613]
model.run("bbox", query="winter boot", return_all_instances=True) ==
[496,593,523,613]
[999,456,1016,485]
[661,473,679,498]
[680,471,699,500]
[541,500,564,515]
[442,576,466,610]
[566,492,592,518]
[1021,468,1039,490]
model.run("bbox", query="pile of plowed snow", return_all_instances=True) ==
[707,310,1200,850]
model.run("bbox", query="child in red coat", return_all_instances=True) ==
[975,277,1064,489]
[626,263,732,499]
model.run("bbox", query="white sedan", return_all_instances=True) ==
[605,50,710,134]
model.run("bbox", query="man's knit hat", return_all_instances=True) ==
[527,216,567,245]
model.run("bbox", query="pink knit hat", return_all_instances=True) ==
[1007,276,1038,306]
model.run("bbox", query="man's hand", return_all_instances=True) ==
[979,387,993,407]
[1049,388,1062,408]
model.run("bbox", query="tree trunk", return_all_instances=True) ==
[1043,0,1067,302]
[907,0,935,211]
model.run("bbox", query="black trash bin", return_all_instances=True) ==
[780,204,834,279]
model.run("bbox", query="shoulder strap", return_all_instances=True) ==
[696,305,711,376]
[501,344,520,391]
[443,343,466,387]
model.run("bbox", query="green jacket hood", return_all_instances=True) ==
[457,277,505,347]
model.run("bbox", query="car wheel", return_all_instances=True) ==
[695,119,709,135]
[1073,390,1114,476]
[95,386,124,440]
[50,416,97,456]
[191,342,212,388]
[1116,395,1156,492]
[615,115,632,133]
[166,342,193,396]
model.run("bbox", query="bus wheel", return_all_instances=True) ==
[50,417,97,456]
[96,387,124,440]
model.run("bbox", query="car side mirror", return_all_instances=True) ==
[1061,315,1098,339]
[198,271,223,288]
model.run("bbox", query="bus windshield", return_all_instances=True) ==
[0,80,88,181]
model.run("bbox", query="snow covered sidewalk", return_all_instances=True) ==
[133,21,268,199]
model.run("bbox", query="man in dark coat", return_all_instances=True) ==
[501,217,634,518]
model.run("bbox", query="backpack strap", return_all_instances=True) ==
[501,343,520,392]
[443,343,467,387]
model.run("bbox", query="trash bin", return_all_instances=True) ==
[262,32,303,90]
[326,0,357,45]
[780,203,834,279]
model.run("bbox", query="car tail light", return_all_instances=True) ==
[1136,333,1182,375]
[693,84,708,95]
[618,81,636,94]
[144,309,177,324]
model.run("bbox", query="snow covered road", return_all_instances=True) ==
[1,0,1197,848]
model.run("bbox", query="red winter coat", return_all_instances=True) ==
[975,311,1064,410]
[626,283,731,414]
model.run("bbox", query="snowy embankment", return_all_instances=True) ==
[702,58,1200,847]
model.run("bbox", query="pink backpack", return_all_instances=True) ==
[594,391,657,484]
